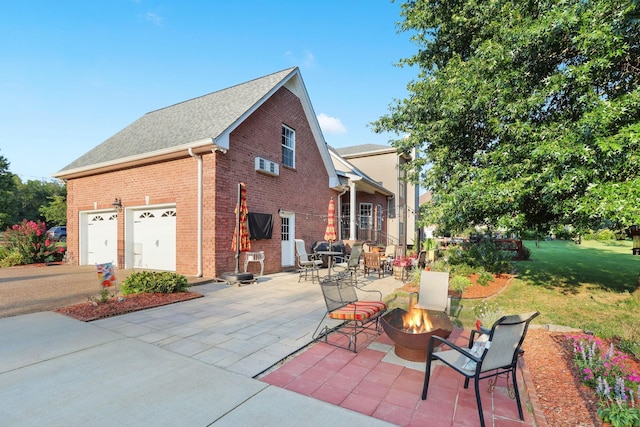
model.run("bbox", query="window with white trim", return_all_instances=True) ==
[359,203,372,230]
[282,125,295,168]
[376,204,383,231]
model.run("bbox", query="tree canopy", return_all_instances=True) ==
[374,0,640,234]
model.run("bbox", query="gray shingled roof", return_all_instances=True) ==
[57,67,297,173]
[334,144,393,157]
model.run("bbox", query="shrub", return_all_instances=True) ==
[521,244,531,260]
[0,247,25,267]
[477,269,495,286]
[121,271,189,295]
[3,220,65,264]
[450,240,512,274]
[584,229,618,241]
[450,275,472,294]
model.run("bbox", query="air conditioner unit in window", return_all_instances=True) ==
[255,157,280,176]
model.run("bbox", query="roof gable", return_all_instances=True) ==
[54,67,339,187]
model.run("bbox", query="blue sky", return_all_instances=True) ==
[1,1,417,182]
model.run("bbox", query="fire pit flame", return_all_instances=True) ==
[402,306,433,334]
[381,294,454,362]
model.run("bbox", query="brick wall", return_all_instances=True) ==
[67,86,335,278]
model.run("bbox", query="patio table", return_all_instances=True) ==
[316,251,343,280]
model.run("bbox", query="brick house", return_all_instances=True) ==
[53,67,342,278]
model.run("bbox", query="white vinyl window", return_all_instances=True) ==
[282,125,295,168]
[359,203,372,230]
[376,204,383,231]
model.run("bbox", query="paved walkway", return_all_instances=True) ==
[0,267,540,426]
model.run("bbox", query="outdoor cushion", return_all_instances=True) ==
[462,334,490,371]
[328,301,387,321]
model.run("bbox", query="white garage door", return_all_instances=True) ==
[132,208,176,271]
[86,213,118,266]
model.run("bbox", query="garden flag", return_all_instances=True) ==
[96,262,116,288]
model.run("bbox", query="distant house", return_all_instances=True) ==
[332,144,419,250]
[53,67,341,278]
[328,146,394,246]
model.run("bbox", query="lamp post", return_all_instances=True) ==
[630,225,640,255]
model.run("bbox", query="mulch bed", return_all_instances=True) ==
[54,292,203,321]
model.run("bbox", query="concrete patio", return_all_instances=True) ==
[0,267,541,425]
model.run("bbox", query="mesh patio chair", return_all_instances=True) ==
[294,239,322,283]
[414,270,450,313]
[422,311,540,427]
[334,242,363,283]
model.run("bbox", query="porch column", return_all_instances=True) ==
[349,180,357,241]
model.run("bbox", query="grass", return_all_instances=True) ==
[386,239,640,358]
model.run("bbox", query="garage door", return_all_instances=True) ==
[132,207,176,271]
[86,213,118,266]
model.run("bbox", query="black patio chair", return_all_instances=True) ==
[422,311,540,427]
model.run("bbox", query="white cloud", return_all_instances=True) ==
[283,50,316,68]
[145,12,164,26]
[317,113,347,134]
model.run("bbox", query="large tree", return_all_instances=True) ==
[0,154,17,228]
[375,0,640,234]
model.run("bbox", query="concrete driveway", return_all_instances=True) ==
[0,264,210,319]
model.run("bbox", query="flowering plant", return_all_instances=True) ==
[4,220,65,264]
[568,334,640,426]
[473,300,502,330]
[392,257,412,268]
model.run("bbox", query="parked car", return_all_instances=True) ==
[47,226,67,241]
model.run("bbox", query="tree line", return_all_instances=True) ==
[0,153,66,230]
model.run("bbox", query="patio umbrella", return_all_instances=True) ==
[324,197,337,250]
[232,182,251,272]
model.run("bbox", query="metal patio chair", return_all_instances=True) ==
[294,239,322,283]
[312,275,387,352]
[334,242,363,283]
[422,311,540,427]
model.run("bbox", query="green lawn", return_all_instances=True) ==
[384,239,640,357]
[458,239,640,356]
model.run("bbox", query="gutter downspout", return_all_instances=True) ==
[188,148,203,277]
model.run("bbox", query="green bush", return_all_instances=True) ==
[0,247,25,267]
[583,228,618,241]
[450,275,472,294]
[521,244,531,260]
[451,240,512,274]
[121,271,189,295]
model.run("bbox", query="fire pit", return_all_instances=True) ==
[381,307,453,362]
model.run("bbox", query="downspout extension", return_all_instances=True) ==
[188,148,203,277]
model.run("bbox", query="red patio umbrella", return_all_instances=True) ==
[232,182,251,272]
[324,197,337,249]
